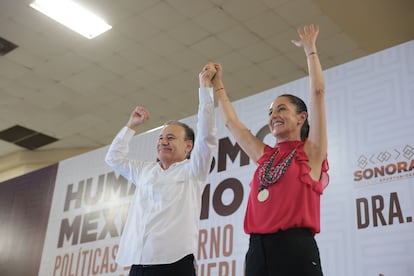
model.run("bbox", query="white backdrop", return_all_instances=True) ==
[39,40,414,276]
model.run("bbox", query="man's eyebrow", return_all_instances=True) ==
[159,133,177,137]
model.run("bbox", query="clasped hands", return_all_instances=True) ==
[199,62,217,87]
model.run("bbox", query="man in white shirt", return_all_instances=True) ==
[105,63,217,276]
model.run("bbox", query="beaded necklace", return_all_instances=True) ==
[257,147,297,202]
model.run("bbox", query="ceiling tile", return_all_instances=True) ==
[244,10,290,39]
[168,20,211,46]
[165,0,214,18]
[266,27,302,53]
[119,0,161,14]
[216,25,260,50]
[192,7,238,34]
[216,51,254,74]
[0,58,32,80]
[102,75,142,96]
[93,30,140,53]
[5,47,45,70]
[310,15,342,40]
[231,64,273,88]
[190,36,233,59]
[238,41,281,63]
[124,68,160,87]
[79,126,117,147]
[257,54,303,79]
[141,32,187,56]
[117,43,159,67]
[162,70,197,87]
[61,66,118,94]
[141,2,188,31]
[166,48,210,71]
[50,133,100,149]
[21,88,63,110]
[51,114,100,138]
[319,33,360,56]
[262,0,290,10]
[117,15,162,43]
[222,0,269,21]
[0,101,41,125]
[65,86,121,112]
[28,107,73,133]
[276,0,323,26]
[41,83,83,103]
[144,57,187,80]
[98,53,138,76]
[18,71,57,91]
[0,77,35,99]
[34,51,94,81]
[332,48,368,65]
[71,41,114,63]
[0,89,22,106]
[0,140,23,156]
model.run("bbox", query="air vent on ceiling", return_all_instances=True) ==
[0,36,18,56]
[0,125,58,150]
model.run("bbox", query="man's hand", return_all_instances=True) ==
[127,106,150,131]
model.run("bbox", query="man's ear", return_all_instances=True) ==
[186,140,194,151]
[185,140,194,158]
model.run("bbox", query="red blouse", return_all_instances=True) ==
[244,140,329,235]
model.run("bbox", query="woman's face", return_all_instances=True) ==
[268,96,305,141]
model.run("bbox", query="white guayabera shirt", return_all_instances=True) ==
[105,88,217,266]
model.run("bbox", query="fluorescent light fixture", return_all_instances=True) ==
[30,0,112,39]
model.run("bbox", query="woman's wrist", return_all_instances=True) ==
[213,81,225,91]
[305,46,318,57]
[307,51,317,57]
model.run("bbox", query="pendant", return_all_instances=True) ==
[257,188,269,202]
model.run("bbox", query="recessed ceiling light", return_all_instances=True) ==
[30,0,112,39]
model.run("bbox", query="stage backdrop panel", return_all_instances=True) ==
[0,164,58,276]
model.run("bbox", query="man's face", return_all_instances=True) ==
[157,124,193,168]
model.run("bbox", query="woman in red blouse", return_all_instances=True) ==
[211,24,329,276]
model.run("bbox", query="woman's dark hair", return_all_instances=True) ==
[279,94,309,141]
[164,120,195,159]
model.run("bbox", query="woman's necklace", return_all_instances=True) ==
[257,147,297,202]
